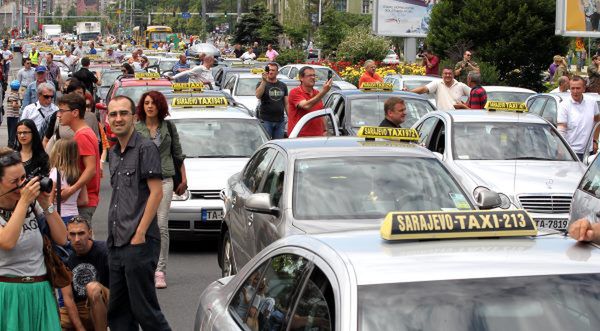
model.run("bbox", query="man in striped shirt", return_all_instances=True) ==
[456,72,487,109]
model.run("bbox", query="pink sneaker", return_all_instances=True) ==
[155,271,167,289]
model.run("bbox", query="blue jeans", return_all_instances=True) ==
[261,119,285,139]
[6,116,17,147]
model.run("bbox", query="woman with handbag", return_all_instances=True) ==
[135,91,187,289]
[0,147,67,330]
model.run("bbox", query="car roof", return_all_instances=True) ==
[280,230,600,285]
[483,86,536,93]
[268,136,435,158]
[282,64,330,69]
[332,89,431,101]
[546,92,600,101]
[118,78,172,87]
[167,108,255,119]
[433,110,548,124]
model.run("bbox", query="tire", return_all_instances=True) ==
[220,231,236,277]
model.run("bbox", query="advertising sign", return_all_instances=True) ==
[372,0,438,37]
[556,0,600,37]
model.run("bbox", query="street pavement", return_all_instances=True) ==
[2,52,221,330]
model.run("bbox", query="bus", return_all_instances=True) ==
[132,26,173,48]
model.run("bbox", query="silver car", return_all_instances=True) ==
[413,110,586,230]
[196,227,600,330]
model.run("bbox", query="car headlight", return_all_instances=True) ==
[172,190,190,201]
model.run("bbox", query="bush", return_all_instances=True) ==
[336,28,390,64]
[276,48,305,66]
[440,58,500,85]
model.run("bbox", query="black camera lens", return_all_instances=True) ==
[39,177,53,193]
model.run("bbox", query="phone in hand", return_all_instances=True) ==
[327,70,333,81]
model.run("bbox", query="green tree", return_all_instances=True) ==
[316,9,372,55]
[426,0,569,90]
[233,4,283,45]
[336,27,390,63]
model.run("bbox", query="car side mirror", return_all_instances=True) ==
[476,190,502,210]
[585,154,598,166]
[245,193,280,216]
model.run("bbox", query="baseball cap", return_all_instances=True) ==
[35,66,47,73]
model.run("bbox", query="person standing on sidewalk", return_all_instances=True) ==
[16,59,34,100]
[135,91,187,289]
[4,81,20,147]
[256,63,288,139]
[106,95,171,330]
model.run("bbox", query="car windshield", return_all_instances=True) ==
[452,122,575,161]
[314,68,341,81]
[159,60,177,73]
[486,92,534,103]
[100,71,122,87]
[350,97,433,128]
[235,77,261,96]
[114,85,173,105]
[171,119,268,157]
[359,273,600,331]
[293,157,472,220]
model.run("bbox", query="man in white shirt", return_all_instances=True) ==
[63,49,78,71]
[73,42,85,58]
[20,82,59,136]
[240,47,257,61]
[2,44,13,77]
[557,75,600,161]
[17,58,35,99]
[550,75,570,93]
[408,67,471,110]
[170,55,215,88]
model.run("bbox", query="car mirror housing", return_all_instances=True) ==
[245,193,280,216]
[476,190,502,210]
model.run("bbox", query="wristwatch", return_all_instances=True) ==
[43,205,55,215]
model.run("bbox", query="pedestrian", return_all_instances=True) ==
[13,119,50,176]
[557,75,600,161]
[577,47,587,72]
[454,50,479,83]
[256,63,288,139]
[408,67,470,110]
[287,66,332,137]
[379,97,406,128]
[135,91,187,289]
[551,76,571,93]
[568,218,600,244]
[266,44,279,62]
[422,49,440,76]
[28,45,40,67]
[588,55,600,93]
[20,81,58,135]
[48,138,88,224]
[233,44,243,58]
[55,93,100,224]
[4,80,20,147]
[170,55,215,87]
[62,49,77,72]
[553,57,569,83]
[17,58,34,100]
[22,67,55,111]
[140,56,150,70]
[72,42,84,58]
[1,43,13,77]
[455,72,487,109]
[549,55,562,81]
[88,42,97,55]
[171,54,190,83]
[358,60,383,88]
[105,48,118,61]
[106,95,172,330]
[72,57,98,95]
[44,53,61,90]
[0,147,66,331]
[59,216,109,331]
[240,47,257,61]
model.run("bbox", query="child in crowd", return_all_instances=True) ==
[4,80,20,147]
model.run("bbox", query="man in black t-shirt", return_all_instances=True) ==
[60,216,110,331]
[73,57,98,95]
[255,63,289,139]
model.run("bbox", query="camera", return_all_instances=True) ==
[21,168,53,193]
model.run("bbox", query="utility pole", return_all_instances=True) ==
[236,0,241,23]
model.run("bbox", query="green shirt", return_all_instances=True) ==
[135,120,185,178]
[454,60,479,84]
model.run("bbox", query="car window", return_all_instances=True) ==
[260,153,286,207]
[230,263,268,324]
[290,68,299,79]
[528,97,546,116]
[429,121,446,154]
[243,148,277,193]
[415,117,439,146]
[290,267,334,331]
[224,76,236,91]
[235,77,262,96]
[579,156,600,198]
[159,60,177,73]
[486,91,534,103]
[542,99,558,125]
[324,94,340,109]
[280,67,290,76]
[349,98,433,128]
[114,85,173,106]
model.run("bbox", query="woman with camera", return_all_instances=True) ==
[0,147,67,330]
[13,119,49,177]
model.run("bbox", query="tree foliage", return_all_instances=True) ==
[336,27,390,63]
[233,4,283,45]
[316,9,372,55]
[426,0,568,90]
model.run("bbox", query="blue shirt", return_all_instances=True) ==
[172,61,191,83]
[89,48,97,55]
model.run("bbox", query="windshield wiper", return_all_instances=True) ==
[505,156,556,160]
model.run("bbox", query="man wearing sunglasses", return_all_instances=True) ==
[20,80,58,136]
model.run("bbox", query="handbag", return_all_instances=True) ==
[166,120,184,191]
[34,207,72,288]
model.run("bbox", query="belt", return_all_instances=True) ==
[0,275,48,283]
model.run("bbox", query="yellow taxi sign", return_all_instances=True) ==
[250,68,265,74]
[171,97,228,107]
[380,210,537,241]
[256,57,269,62]
[134,72,161,80]
[360,82,394,91]
[485,101,527,112]
[230,62,253,67]
[172,82,204,92]
[357,126,419,141]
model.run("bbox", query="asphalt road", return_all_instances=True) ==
[2,51,222,330]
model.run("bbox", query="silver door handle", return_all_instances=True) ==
[247,213,254,226]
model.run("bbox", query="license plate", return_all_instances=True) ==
[201,209,223,221]
[535,219,568,230]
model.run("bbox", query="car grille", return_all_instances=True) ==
[190,190,221,200]
[169,220,190,230]
[517,195,572,214]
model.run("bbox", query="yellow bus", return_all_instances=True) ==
[132,26,173,48]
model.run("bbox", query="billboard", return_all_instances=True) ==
[372,0,438,37]
[556,0,600,37]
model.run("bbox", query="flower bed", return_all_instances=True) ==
[308,60,426,87]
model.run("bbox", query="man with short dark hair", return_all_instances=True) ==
[171,54,190,83]
[22,66,55,110]
[106,96,171,330]
[454,50,480,84]
[422,49,439,76]
[60,217,110,331]
[256,63,288,139]
[455,72,487,109]
[73,57,98,95]
[45,52,61,90]
[287,66,332,137]
[409,67,470,110]
[380,97,406,128]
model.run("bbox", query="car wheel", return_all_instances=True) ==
[221,231,236,277]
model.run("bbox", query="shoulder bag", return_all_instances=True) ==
[166,120,183,192]
[34,207,72,288]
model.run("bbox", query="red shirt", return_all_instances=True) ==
[424,55,440,76]
[358,72,383,87]
[74,127,100,207]
[288,86,325,137]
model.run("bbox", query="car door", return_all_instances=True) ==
[540,98,558,126]
[230,147,278,268]
[415,116,440,148]
[570,153,600,224]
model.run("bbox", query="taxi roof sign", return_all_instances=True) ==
[172,82,204,92]
[360,82,394,91]
[134,72,161,80]
[485,101,527,112]
[357,126,419,141]
[250,68,265,74]
[380,210,537,241]
[171,96,228,108]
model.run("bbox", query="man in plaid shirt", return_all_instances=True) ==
[456,72,487,109]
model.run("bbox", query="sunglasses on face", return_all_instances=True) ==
[40,94,53,99]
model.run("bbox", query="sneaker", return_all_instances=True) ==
[155,271,167,289]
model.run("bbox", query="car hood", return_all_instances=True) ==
[292,218,381,234]
[454,160,585,195]
[234,96,258,111]
[184,158,248,191]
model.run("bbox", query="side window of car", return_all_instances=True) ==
[542,99,558,125]
[260,153,286,207]
[416,117,439,147]
[325,94,340,109]
[290,266,335,331]
[280,67,290,76]
[224,76,235,91]
[528,97,546,116]
[242,148,277,193]
[230,263,269,324]
[429,121,447,154]
[579,156,600,199]
[290,68,299,79]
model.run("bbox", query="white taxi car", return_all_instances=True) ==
[221,69,287,113]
